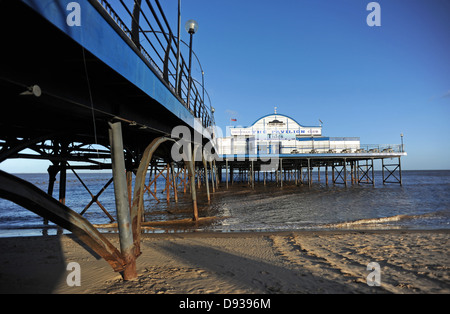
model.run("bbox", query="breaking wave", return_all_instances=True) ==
[323,212,440,229]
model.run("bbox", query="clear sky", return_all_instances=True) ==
[1,0,449,172]
[178,0,450,170]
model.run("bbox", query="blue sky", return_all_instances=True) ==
[176,0,450,170]
[1,0,449,172]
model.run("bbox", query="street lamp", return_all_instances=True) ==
[400,133,404,152]
[185,19,198,108]
[185,19,199,34]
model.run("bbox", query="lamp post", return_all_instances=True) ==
[400,133,404,152]
[185,19,198,108]
[176,0,181,94]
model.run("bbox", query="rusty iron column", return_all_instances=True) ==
[109,121,137,280]
[59,163,67,205]
[130,137,176,257]
[126,171,133,209]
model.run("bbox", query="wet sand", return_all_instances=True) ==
[0,230,449,294]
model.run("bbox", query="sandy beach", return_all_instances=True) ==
[0,230,449,294]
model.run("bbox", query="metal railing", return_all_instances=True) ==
[94,0,214,129]
[218,141,404,156]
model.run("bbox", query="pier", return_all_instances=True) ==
[0,0,406,281]
[218,152,404,189]
[0,0,217,280]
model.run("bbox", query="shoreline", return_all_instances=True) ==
[0,229,449,294]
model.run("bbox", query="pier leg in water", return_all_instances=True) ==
[202,155,210,203]
[210,160,215,193]
[187,144,199,221]
[251,159,255,189]
[344,159,348,187]
[372,158,375,186]
[308,158,312,187]
[280,158,283,188]
[109,121,137,280]
[45,165,58,225]
[171,163,178,203]
[226,159,229,189]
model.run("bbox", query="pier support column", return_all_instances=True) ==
[59,159,67,204]
[210,160,215,193]
[280,158,283,188]
[225,159,229,189]
[165,163,171,202]
[332,164,335,184]
[46,165,58,225]
[299,166,302,185]
[230,165,234,185]
[108,121,137,281]
[251,159,255,189]
[214,160,219,190]
[344,159,348,187]
[350,161,354,185]
[308,158,312,187]
[372,158,375,186]
[382,157,403,185]
[171,163,178,203]
[188,145,199,221]
[226,159,229,189]
[202,155,210,203]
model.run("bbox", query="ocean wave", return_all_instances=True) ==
[323,212,439,229]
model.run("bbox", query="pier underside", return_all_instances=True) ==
[218,154,405,188]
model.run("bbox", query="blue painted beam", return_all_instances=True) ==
[21,0,205,134]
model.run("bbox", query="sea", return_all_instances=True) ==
[0,170,449,237]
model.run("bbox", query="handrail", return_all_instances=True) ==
[93,0,214,129]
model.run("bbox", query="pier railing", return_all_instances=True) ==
[280,143,402,155]
[93,0,214,129]
[220,141,404,155]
